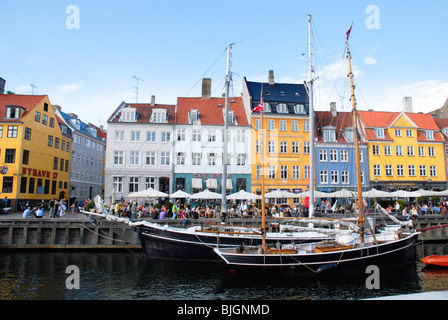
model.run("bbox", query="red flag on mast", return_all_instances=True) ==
[346,23,353,42]
[252,103,264,112]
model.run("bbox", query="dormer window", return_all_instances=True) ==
[188,109,200,124]
[343,127,354,143]
[69,118,81,130]
[294,104,306,114]
[375,128,385,139]
[442,128,448,136]
[263,102,271,112]
[276,103,288,113]
[120,107,137,122]
[61,125,68,135]
[223,110,236,125]
[323,126,336,142]
[87,127,97,138]
[5,105,21,119]
[425,130,435,140]
[150,109,167,123]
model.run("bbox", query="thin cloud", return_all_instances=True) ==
[363,57,377,65]
[57,81,85,93]
[361,80,448,113]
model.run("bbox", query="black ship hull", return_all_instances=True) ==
[135,223,328,261]
[214,232,419,276]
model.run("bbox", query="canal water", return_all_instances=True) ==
[0,243,447,300]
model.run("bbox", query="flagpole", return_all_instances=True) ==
[308,14,315,219]
[221,43,231,217]
[259,89,266,252]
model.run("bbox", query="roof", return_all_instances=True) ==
[435,118,448,129]
[315,111,365,144]
[244,78,308,104]
[108,102,176,124]
[55,112,73,139]
[58,109,104,141]
[0,94,47,121]
[176,96,248,126]
[88,123,107,140]
[405,112,440,130]
[358,110,443,142]
[357,111,398,128]
[358,110,440,130]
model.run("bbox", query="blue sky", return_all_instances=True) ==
[1,0,447,126]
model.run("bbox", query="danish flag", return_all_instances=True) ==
[252,103,264,112]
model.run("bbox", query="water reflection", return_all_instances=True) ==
[0,243,447,300]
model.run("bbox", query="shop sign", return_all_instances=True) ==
[22,167,58,179]
[193,173,230,178]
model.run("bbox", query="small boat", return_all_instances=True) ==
[421,255,448,267]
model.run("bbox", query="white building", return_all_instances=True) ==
[104,98,175,205]
[173,79,251,195]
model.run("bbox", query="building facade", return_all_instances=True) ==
[105,99,175,205]
[173,79,251,196]
[0,94,71,209]
[358,109,447,191]
[242,71,310,205]
[315,104,369,194]
[55,108,106,206]
[434,118,448,190]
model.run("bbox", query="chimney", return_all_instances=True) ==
[0,77,5,94]
[202,78,211,99]
[268,70,275,86]
[403,97,413,113]
[150,95,155,106]
[330,102,337,117]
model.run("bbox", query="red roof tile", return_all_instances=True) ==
[108,102,176,124]
[176,97,248,126]
[357,110,398,128]
[406,112,440,130]
[0,94,47,120]
[363,128,394,141]
[315,111,354,143]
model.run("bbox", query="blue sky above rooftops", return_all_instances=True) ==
[0,0,447,127]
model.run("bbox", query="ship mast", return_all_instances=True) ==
[260,90,266,252]
[221,43,232,216]
[307,14,315,218]
[346,29,376,244]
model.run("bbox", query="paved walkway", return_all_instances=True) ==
[0,209,92,220]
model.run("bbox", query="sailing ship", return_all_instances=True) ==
[97,43,329,261]
[213,16,420,275]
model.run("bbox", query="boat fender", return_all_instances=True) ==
[316,263,338,274]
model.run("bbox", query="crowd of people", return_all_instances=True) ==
[17,195,448,221]
[21,198,70,218]
[105,198,448,221]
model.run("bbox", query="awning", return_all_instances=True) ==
[206,178,218,189]
[226,179,233,190]
[192,178,202,190]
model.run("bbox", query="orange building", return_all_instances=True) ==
[0,94,72,210]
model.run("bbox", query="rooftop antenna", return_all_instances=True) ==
[31,84,38,95]
[133,76,144,103]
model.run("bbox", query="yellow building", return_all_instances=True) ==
[358,110,447,190]
[0,94,72,209]
[242,74,310,206]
